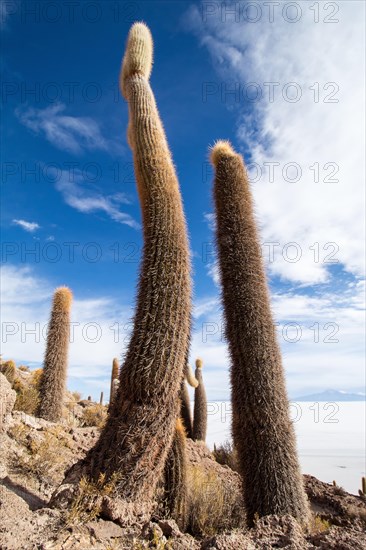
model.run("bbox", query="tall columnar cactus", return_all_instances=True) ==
[193,358,207,442]
[180,364,198,439]
[109,357,119,406]
[211,141,309,524]
[37,287,73,422]
[78,23,192,503]
[163,418,188,529]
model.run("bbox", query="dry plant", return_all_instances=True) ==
[186,464,244,536]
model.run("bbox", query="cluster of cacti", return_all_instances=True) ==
[163,418,188,529]
[193,359,207,442]
[211,141,309,524]
[37,287,73,422]
[22,21,311,533]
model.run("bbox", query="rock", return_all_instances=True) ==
[141,521,165,541]
[86,519,124,540]
[201,531,253,550]
[11,411,53,430]
[0,373,16,431]
[100,496,151,527]
[157,518,182,538]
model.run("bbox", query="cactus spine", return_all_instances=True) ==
[37,287,72,422]
[163,418,187,530]
[193,358,207,442]
[211,141,309,524]
[109,357,119,405]
[80,23,191,504]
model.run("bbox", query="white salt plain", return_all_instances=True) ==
[204,401,366,496]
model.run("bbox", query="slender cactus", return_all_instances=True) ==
[193,359,207,442]
[109,357,119,406]
[75,23,191,504]
[163,418,187,530]
[37,287,72,422]
[180,381,193,439]
[211,141,309,525]
[180,364,198,439]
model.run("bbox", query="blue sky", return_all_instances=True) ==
[1,1,365,401]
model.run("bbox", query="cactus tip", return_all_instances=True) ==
[209,140,236,167]
[54,286,73,309]
[120,21,153,97]
[195,358,203,369]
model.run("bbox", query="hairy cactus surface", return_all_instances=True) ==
[163,418,187,529]
[193,358,207,442]
[180,380,193,439]
[78,22,191,504]
[211,141,309,524]
[37,287,73,422]
[180,364,198,439]
[109,357,119,406]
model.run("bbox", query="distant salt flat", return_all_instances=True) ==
[203,401,366,496]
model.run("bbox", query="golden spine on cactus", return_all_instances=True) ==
[211,141,309,524]
[37,287,73,422]
[109,357,119,406]
[163,417,188,530]
[76,22,192,504]
[192,358,207,442]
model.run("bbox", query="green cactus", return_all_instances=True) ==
[163,418,187,530]
[193,358,207,442]
[210,141,309,525]
[109,357,119,406]
[37,287,73,422]
[73,22,191,504]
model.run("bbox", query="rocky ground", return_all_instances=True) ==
[1,371,366,549]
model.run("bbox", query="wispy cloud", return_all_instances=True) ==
[54,168,139,229]
[16,103,122,156]
[187,1,365,285]
[12,219,40,232]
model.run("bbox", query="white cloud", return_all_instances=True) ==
[0,264,132,400]
[12,219,40,232]
[16,103,121,156]
[187,1,365,285]
[53,168,139,229]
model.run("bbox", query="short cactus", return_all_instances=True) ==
[74,22,192,505]
[193,358,207,442]
[163,418,187,530]
[211,141,309,524]
[0,360,16,385]
[109,357,119,406]
[180,381,193,439]
[37,287,73,422]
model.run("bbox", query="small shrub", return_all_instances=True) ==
[13,369,42,415]
[0,360,16,384]
[309,515,331,534]
[71,391,82,401]
[18,365,30,372]
[213,440,239,472]
[186,465,244,536]
[67,472,120,525]
[9,424,71,485]
[81,404,107,428]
